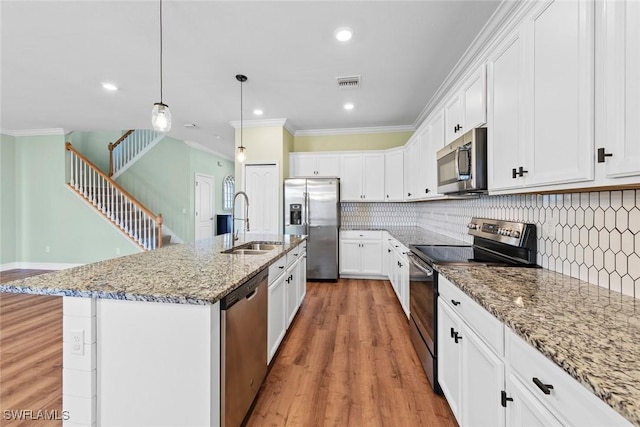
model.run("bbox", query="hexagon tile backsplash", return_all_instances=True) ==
[342,189,640,299]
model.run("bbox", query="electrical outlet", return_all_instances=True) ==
[182,207,187,214]
[45,246,50,253]
[115,247,121,255]
[71,329,84,355]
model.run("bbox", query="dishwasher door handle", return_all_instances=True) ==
[246,289,258,300]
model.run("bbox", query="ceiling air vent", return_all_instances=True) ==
[337,75,361,90]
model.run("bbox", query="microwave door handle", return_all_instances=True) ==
[454,148,461,180]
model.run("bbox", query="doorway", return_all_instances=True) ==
[195,173,215,241]
[244,164,279,234]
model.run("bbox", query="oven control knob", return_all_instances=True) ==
[498,228,505,235]
[510,230,521,238]
[467,223,477,230]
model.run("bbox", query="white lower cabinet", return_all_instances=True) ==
[339,230,383,276]
[505,373,563,427]
[386,235,410,318]
[438,275,633,427]
[267,272,286,364]
[267,243,307,365]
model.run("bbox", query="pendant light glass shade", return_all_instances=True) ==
[152,102,171,132]
[237,146,246,163]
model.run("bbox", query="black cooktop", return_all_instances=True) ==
[411,245,524,266]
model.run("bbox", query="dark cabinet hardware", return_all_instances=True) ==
[532,377,554,395]
[386,194,389,198]
[450,327,456,338]
[425,188,430,194]
[454,124,462,133]
[501,391,514,407]
[278,266,284,269]
[388,249,391,253]
[454,332,462,343]
[451,299,461,306]
[395,245,399,248]
[407,192,412,197]
[512,166,529,179]
[597,147,613,163]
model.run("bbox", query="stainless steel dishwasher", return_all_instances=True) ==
[221,268,268,427]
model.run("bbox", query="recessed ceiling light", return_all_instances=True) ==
[344,102,355,111]
[101,82,118,91]
[183,123,197,128]
[215,135,222,139]
[253,109,264,116]
[335,27,353,42]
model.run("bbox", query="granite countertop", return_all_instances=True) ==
[0,233,306,305]
[341,226,468,248]
[436,265,640,425]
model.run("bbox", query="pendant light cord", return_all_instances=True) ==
[240,78,243,149]
[159,0,164,104]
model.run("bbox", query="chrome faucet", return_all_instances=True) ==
[231,191,250,241]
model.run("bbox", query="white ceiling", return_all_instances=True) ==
[0,1,501,158]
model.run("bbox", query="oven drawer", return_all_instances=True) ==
[438,275,504,356]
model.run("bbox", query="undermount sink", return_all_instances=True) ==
[222,241,283,255]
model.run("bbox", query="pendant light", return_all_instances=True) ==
[151,0,171,132]
[236,74,248,163]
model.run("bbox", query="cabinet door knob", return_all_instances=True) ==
[532,377,554,395]
[597,147,613,163]
[388,249,391,253]
[425,188,430,194]
[512,166,528,178]
[407,192,412,197]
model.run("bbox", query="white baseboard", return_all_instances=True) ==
[0,262,84,272]
[339,274,387,281]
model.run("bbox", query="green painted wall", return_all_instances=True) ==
[14,135,140,264]
[68,130,126,173]
[1,134,17,264]
[116,136,234,242]
[283,128,293,179]
[292,131,412,152]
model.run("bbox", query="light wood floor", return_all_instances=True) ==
[0,270,62,427]
[247,279,457,427]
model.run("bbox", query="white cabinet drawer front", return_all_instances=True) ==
[506,328,632,427]
[340,230,381,240]
[268,256,287,282]
[439,276,504,356]
[286,245,302,267]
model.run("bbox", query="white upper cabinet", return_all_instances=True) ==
[290,153,340,177]
[524,0,594,187]
[339,153,385,202]
[384,149,404,201]
[403,136,420,200]
[600,0,640,179]
[424,108,446,198]
[488,0,595,192]
[487,29,526,191]
[444,65,487,145]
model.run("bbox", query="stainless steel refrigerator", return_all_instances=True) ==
[284,178,340,281]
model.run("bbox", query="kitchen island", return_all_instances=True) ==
[0,233,306,427]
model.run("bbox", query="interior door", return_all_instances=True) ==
[195,174,215,241]
[244,164,279,234]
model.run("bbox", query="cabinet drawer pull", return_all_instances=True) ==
[450,327,456,338]
[501,391,514,407]
[451,299,461,306]
[532,377,554,395]
[278,266,284,269]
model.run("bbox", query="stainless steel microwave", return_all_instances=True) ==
[436,128,487,195]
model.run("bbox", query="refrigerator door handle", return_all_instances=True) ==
[304,191,310,230]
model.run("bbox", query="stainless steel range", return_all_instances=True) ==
[407,218,538,394]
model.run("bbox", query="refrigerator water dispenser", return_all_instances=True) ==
[290,204,302,225]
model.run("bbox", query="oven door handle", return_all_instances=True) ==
[407,253,434,276]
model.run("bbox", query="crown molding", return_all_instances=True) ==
[1,128,68,137]
[413,0,529,128]
[183,140,233,161]
[294,125,414,137]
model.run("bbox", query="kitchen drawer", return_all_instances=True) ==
[286,244,303,267]
[340,230,382,240]
[506,328,631,427]
[268,255,287,283]
[439,275,504,356]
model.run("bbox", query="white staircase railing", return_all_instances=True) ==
[108,129,164,178]
[67,142,163,250]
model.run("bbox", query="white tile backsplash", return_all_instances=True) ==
[341,189,640,299]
